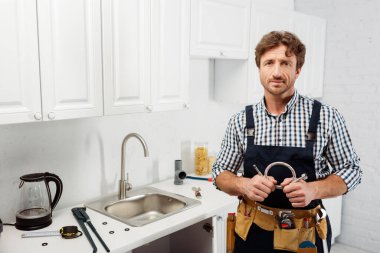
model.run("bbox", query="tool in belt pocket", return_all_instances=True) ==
[277,211,295,229]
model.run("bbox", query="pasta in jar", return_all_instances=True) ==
[194,142,209,175]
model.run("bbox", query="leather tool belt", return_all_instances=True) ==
[235,197,328,252]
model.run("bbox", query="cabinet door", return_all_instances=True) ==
[215,10,326,105]
[0,0,42,124]
[253,0,294,11]
[250,10,326,99]
[102,0,151,115]
[150,0,190,111]
[214,9,295,105]
[295,13,326,98]
[37,0,103,121]
[323,196,342,243]
[212,215,227,253]
[190,0,251,59]
[212,201,238,253]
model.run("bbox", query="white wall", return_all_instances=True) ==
[0,59,242,222]
[295,0,380,252]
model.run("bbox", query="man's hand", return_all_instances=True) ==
[242,175,277,202]
[281,178,317,207]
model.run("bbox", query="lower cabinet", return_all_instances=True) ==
[132,217,213,253]
[132,202,237,253]
[323,196,342,244]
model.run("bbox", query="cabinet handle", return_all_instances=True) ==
[183,103,190,109]
[34,112,42,120]
[47,112,55,120]
[203,223,213,233]
[146,105,152,112]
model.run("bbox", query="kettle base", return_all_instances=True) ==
[15,214,52,231]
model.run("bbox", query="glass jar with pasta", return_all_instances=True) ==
[194,142,209,175]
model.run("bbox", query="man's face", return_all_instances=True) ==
[259,45,300,97]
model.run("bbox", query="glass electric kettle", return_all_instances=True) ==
[15,172,63,230]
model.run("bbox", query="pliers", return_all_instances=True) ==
[72,207,110,253]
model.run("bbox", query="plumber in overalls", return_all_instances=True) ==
[212,31,362,253]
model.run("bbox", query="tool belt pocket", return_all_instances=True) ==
[316,216,328,240]
[252,205,276,231]
[235,201,255,241]
[274,222,315,252]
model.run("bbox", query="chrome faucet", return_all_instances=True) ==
[119,133,149,199]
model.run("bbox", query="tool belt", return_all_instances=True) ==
[235,197,328,252]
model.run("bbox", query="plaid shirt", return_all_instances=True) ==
[212,90,362,192]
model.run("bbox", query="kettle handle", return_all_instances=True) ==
[44,172,63,211]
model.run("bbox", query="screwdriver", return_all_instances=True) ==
[253,165,263,176]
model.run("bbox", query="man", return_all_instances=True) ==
[212,31,362,253]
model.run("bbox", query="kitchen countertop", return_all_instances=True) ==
[0,177,238,253]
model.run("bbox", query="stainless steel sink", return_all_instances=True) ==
[85,187,201,227]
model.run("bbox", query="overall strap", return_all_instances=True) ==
[307,100,322,141]
[307,101,332,250]
[245,105,255,147]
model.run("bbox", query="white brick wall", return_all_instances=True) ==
[295,0,380,252]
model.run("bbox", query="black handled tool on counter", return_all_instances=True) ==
[72,207,110,253]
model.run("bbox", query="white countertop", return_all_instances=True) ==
[0,177,238,253]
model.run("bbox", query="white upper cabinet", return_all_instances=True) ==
[250,10,326,98]
[103,0,190,114]
[190,0,251,59]
[214,6,326,104]
[0,0,103,124]
[214,9,294,104]
[0,0,41,124]
[294,13,326,98]
[249,9,295,101]
[253,0,294,11]
[150,0,190,111]
[102,0,150,114]
[38,0,103,120]
[252,10,326,98]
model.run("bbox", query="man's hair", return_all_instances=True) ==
[255,31,306,69]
